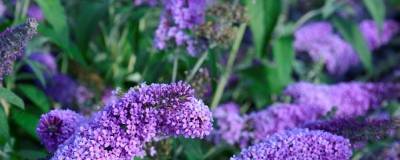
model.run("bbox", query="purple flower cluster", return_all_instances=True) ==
[231,129,352,160]
[360,20,399,50]
[0,19,37,81]
[245,103,324,144]
[36,109,85,152]
[28,4,44,21]
[284,82,400,117]
[154,0,207,56]
[51,82,212,159]
[212,103,325,147]
[303,117,396,142]
[0,1,5,17]
[44,74,93,107]
[294,22,359,75]
[28,52,57,76]
[212,103,245,145]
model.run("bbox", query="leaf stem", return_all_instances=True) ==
[211,24,247,109]
[172,52,179,83]
[186,51,209,82]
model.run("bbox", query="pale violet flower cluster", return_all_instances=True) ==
[360,20,399,50]
[50,82,213,159]
[294,22,359,75]
[231,129,352,160]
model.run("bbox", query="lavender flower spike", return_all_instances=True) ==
[284,82,400,118]
[36,109,85,152]
[0,18,38,81]
[360,20,399,50]
[231,129,352,160]
[52,82,213,159]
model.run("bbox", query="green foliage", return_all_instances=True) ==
[363,0,386,30]
[0,107,9,145]
[18,85,50,113]
[0,88,24,110]
[246,0,281,57]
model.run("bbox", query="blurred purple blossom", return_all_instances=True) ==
[0,19,37,81]
[27,4,44,21]
[52,82,212,159]
[28,52,57,76]
[360,20,399,50]
[36,109,85,152]
[231,129,352,160]
[294,22,359,75]
[154,0,207,56]
[212,103,245,145]
[284,82,400,118]
[0,1,5,17]
[244,103,324,144]
[133,0,157,6]
[45,74,93,107]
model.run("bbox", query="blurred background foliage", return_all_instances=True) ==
[0,0,400,159]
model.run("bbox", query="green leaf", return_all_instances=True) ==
[180,139,203,160]
[0,88,24,109]
[17,150,48,160]
[363,0,386,30]
[11,108,39,139]
[18,85,50,113]
[24,60,46,86]
[246,0,281,57]
[272,35,294,87]
[0,107,9,145]
[34,0,86,64]
[332,18,373,73]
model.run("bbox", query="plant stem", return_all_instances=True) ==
[172,52,179,83]
[211,24,247,109]
[186,51,209,82]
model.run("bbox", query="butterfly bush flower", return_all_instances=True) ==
[36,109,85,152]
[360,20,399,50]
[212,103,245,145]
[294,22,359,75]
[154,0,207,56]
[0,19,37,81]
[303,117,397,142]
[244,103,324,144]
[28,52,57,76]
[28,4,44,21]
[52,82,212,159]
[231,129,352,160]
[284,82,400,118]
[0,1,5,17]
[45,74,93,107]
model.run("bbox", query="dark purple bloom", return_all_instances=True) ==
[52,82,212,159]
[360,20,399,50]
[284,82,400,118]
[36,109,85,152]
[45,74,93,107]
[28,52,57,76]
[294,22,359,75]
[0,19,37,81]
[303,117,397,142]
[231,129,352,160]
[212,103,245,145]
[27,4,44,21]
[379,142,400,160]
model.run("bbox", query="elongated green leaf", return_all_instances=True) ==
[363,0,386,30]
[0,88,24,109]
[34,0,85,64]
[11,108,39,139]
[246,0,281,57]
[0,107,9,145]
[333,18,373,73]
[272,36,294,87]
[18,85,50,113]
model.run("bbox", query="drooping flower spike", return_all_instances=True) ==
[51,82,212,159]
[0,18,37,81]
